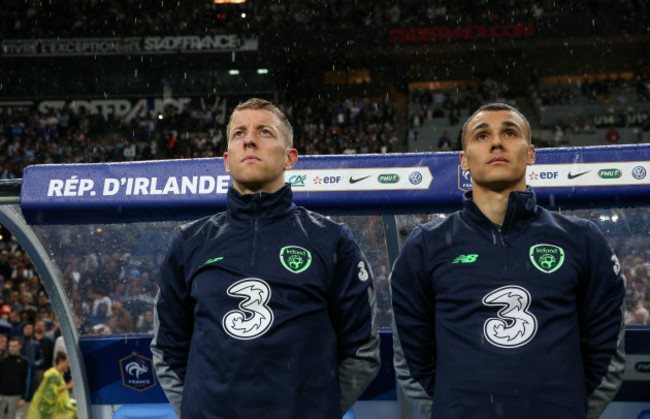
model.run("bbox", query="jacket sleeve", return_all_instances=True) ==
[329,224,380,413]
[580,221,626,419]
[150,228,194,418]
[390,226,435,418]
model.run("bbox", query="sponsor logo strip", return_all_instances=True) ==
[624,354,650,381]
[286,167,433,191]
[526,162,650,187]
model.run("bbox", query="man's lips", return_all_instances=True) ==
[488,157,509,164]
[242,155,261,162]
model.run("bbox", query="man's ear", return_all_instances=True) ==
[284,148,298,170]
[223,151,231,173]
[460,150,469,171]
[527,144,536,165]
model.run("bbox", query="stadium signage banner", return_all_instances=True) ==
[19,145,650,224]
[389,22,535,43]
[593,110,648,128]
[1,97,227,124]
[1,35,258,57]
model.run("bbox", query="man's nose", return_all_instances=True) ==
[243,132,257,147]
[491,134,504,149]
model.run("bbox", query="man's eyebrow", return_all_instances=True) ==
[501,121,523,130]
[470,122,489,135]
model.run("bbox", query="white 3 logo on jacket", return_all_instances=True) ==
[222,278,274,340]
[482,285,538,348]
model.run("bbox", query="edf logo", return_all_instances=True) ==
[529,171,559,180]
[313,176,341,184]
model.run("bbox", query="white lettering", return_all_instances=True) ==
[78,178,94,196]
[63,176,79,196]
[216,175,230,193]
[199,176,215,193]
[181,176,198,194]
[150,177,163,195]
[103,178,120,195]
[162,177,180,195]
[47,179,64,197]
[133,177,149,195]
[125,178,134,195]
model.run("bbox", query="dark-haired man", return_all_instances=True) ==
[152,98,380,418]
[0,336,29,419]
[391,103,625,418]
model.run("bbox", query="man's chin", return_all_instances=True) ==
[233,180,264,194]
[475,178,526,193]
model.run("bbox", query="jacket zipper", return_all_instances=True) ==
[251,197,260,268]
[499,228,510,274]
[499,198,518,277]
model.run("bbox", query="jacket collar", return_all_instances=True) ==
[462,186,538,231]
[227,183,296,221]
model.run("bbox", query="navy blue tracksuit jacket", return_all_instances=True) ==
[391,188,625,419]
[151,184,380,418]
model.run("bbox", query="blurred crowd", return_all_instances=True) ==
[0,96,398,180]
[0,237,67,412]
[0,213,395,342]
[2,0,646,39]
[531,70,650,107]
[623,252,650,326]
[409,75,513,128]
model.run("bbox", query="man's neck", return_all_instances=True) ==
[471,185,522,226]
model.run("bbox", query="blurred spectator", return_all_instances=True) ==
[52,335,66,367]
[605,125,621,144]
[107,302,133,334]
[0,336,29,419]
[8,310,24,338]
[33,320,54,372]
[88,288,112,327]
[135,309,154,335]
[21,322,44,398]
[0,334,7,359]
[437,131,452,151]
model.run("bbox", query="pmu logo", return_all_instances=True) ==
[598,169,621,179]
[120,352,156,391]
[378,174,400,184]
[289,174,307,187]
[635,362,650,373]
[632,166,647,180]
[529,171,558,181]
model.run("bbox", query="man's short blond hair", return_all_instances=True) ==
[226,98,294,148]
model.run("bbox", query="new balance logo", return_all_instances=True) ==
[203,257,224,265]
[452,254,478,263]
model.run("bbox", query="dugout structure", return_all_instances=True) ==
[2,144,649,418]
